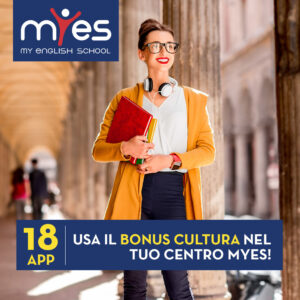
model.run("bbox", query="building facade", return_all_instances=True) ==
[220,0,279,219]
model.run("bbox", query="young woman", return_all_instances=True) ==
[92,19,215,300]
[11,167,30,220]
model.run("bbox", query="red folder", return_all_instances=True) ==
[106,96,153,164]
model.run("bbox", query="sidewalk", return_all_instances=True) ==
[0,207,122,300]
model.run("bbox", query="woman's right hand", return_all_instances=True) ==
[121,135,154,158]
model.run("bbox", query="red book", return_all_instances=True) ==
[106,96,153,164]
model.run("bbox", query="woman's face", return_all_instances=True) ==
[138,30,176,72]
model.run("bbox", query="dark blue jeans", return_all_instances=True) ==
[124,172,194,300]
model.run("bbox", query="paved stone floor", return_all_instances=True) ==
[0,207,123,300]
[0,205,161,300]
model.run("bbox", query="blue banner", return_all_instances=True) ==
[13,0,119,61]
[16,220,282,270]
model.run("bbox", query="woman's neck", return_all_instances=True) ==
[147,70,170,91]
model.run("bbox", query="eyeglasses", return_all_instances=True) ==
[142,42,180,54]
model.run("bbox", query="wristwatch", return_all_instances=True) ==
[170,153,182,170]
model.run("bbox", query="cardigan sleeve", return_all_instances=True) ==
[173,94,216,170]
[92,91,131,163]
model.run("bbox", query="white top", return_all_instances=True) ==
[142,85,188,173]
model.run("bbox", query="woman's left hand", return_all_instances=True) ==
[137,154,173,174]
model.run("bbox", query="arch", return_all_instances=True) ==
[0,5,74,167]
[25,146,55,162]
[24,148,57,182]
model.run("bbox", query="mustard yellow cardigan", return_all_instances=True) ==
[92,82,216,220]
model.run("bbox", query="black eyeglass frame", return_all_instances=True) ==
[142,42,180,54]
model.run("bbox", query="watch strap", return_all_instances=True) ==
[170,153,182,170]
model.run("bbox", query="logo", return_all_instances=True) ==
[14,0,119,61]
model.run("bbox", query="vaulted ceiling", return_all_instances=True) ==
[0,0,78,162]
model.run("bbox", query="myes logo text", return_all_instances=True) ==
[20,8,112,47]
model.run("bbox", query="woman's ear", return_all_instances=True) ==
[138,49,145,62]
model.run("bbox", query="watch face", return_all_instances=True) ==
[172,161,181,170]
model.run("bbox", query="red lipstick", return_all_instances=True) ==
[156,57,169,64]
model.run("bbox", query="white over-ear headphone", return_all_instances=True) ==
[143,76,178,98]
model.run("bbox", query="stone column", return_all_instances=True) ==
[0,139,2,215]
[62,82,80,218]
[106,0,123,198]
[60,117,67,213]
[70,84,80,219]
[122,0,161,87]
[94,62,109,219]
[106,30,123,196]
[0,136,4,216]
[0,136,13,217]
[85,63,96,219]
[59,108,72,216]
[76,72,88,219]
[223,100,235,214]
[0,137,6,216]
[163,0,229,299]
[274,1,300,299]
[73,82,83,219]
[80,66,92,220]
[234,131,251,216]
[224,134,234,214]
[117,1,163,298]
[253,125,269,218]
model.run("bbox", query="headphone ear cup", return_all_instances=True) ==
[144,77,153,92]
[148,78,153,92]
[159,83,173,97]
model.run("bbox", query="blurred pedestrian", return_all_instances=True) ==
[11,166,30,219]
[29,158,48,220]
